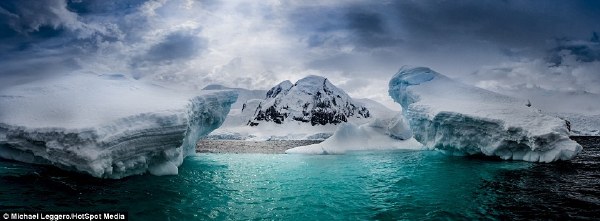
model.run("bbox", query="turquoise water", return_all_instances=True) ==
[1,139,599,220]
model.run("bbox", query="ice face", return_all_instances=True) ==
[0,74,237,178]
[388,66,582,162]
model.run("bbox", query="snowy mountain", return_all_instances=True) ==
[247,75,371,126]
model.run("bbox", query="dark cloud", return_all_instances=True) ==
[287,7,346,42]
[346,11,384,34]
[141,31,206,63]
[287,5,402,49]
[0,0,74,51]
[345,10,402,48]
[289,1,600,53]
[390,1,600,50]
[547,35,600,65]
[0,0,77,33]
[0,0,599,111]
[66,0,147,15]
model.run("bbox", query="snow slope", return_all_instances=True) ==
[388,66,582,162]
[354,98,398,119]
[0,73,236,178]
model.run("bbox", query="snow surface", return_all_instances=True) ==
[0,73,236,178]
[286,113,422,154]
[354,98,398,119]
[388,66,582,162]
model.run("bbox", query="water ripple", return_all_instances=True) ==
[0,138,598,220]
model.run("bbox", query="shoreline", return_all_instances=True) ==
[196,136,597,154]
[196,140,322,154]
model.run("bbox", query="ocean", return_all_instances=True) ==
[0,137,598,220]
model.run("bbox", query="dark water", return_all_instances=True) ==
[0,137,598,220]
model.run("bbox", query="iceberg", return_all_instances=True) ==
[388,66,582,162]
[0,73,236,178]
[286,114,423,154]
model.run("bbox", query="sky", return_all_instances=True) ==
[1,0,599,113]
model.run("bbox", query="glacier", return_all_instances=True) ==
[388,66,582,162]
[0,73,236,178]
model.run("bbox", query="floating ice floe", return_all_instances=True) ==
[286,113,423,154]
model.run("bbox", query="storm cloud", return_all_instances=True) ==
[0,0,598,111]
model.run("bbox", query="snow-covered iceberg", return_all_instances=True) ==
[286,114,423,154]
[388,66,582,162]
[0,73,236,178]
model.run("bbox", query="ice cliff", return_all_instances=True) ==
[388,67,582,162]
[0,74,236,178]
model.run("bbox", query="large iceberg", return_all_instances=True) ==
[0,73,236,178]
[388,67,582,162]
